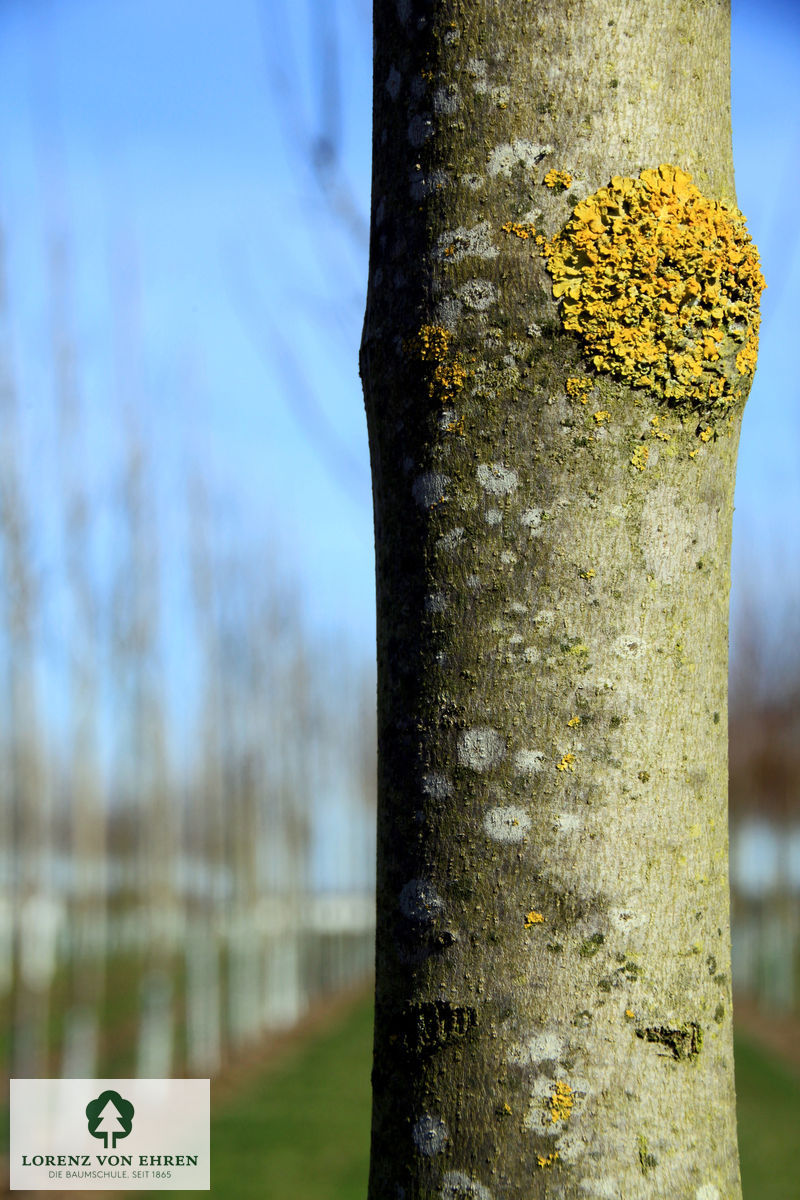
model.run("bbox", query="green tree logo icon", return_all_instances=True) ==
[86,1090,135,1149]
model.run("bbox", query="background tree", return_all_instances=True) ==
[361,3,764,1197]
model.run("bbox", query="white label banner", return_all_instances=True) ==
[10,1079,210,1190]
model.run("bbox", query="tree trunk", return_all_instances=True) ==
[361,2,763,1198]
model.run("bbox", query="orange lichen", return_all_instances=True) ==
[543,164,765,411]
[549,1081,574,1123]
[544,169,573,189]
[502,220,537,240]
[407,324,468,399]
[537,1151,559,1168]
[525,910,545,927]
[556,752,576,772]
[565,376,592,402]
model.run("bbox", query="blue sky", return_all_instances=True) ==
[0,0,797,695]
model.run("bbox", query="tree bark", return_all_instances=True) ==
[361,2,760,1197]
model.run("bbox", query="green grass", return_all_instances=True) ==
[141,1000,800,1200]
[164,998,374,1200]
[734,1031,800,1200]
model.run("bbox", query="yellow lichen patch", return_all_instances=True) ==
[502,220,537,240]
[556,752,576,772]
[593,410,610,423]
[543,164,765,411]
[567,715,581,727]
[525,910,545,927]
[736,334,758,375]
[544,169,573,189]
[625,1008,635,1019]
[630,445,649,471]
[565,376,592,402]
[699,426,715,443]
[578,569,595,580]
[649,415,671,442]
[549,1081,574,1123]
[537,1152,559,1168]
[444,413,466,436]
[407,324,468,399]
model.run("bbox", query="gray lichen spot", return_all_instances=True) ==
[477,463,518,496]
[610,634,646,660]
[523,646,540,663]
[458,727,505,772]
[485,509,502,526]
[513,749,545,775]
[464,57,489,94]
[422,772,453,800]
[408,113,433,147]
[608,906,645,931]
[413,473,450,508]
[500,550,517,565]
[487,138,552,178]
[508,1030,565,1065]
[412,1115,449,1156]
[441,1171,492,1200]
[410,168,451,201]
[436,220,498,263]
[578,1180,621,1198]
[437,527,465,552]
[457,279,497,311]
[521,508,544,535]
[553,812,582,833]
[425,592,448,613]
[483,805,531,843]
[433,296,463,329]
[434,85,461,115]
[695,1187,721,1200]
[399,879,444,925]
[386,66,402,101]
